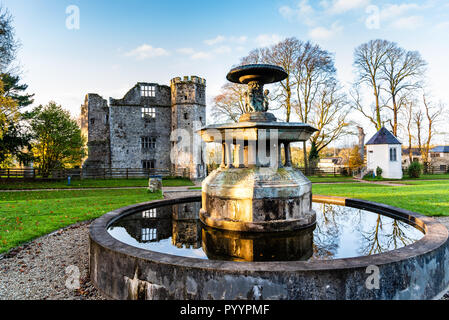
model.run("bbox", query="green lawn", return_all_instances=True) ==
[0,189,163,253]
[313,180,449,217]
[308,176,356,183]
[0,177,194,190]
[1,178,448,254]
[363,173,449,182]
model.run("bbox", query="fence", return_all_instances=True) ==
[0,167,190,180]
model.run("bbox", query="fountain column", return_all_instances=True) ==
[198,64,317,233]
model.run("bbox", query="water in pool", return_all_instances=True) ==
[107,201,424,262]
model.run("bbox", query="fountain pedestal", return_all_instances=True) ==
[198,64,317,232]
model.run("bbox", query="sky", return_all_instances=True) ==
[3,0,449,144]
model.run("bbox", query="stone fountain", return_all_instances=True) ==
[89,64,449,301]
[198,64,317,232]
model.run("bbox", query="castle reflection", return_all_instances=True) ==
[108,201,423,262]
[202,226,314,262]
[111,201,314,261]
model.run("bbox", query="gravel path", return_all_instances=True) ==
[0,221,105,300]
[0,190,448,300]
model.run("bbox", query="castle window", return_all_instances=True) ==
[142,209,157,218]
[141,85,156,97]
[141,137,156,150]
[142,160,155,170]
[141,107,156,120]
[184,113,189,120]
[90,118,95,125]
[141,228,157,242]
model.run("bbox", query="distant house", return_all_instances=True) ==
[429,146,449,172]
[317,157,344,169]
[366,127,403,179]
[401,148,422,167]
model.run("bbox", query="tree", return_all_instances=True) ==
[30,102,86,177]
[0,5,19,72]
[381,46,426,136]
[0,78,18,139]
[0,73,34,108]
[308,141,319,169]
[349,145,364,171]
[401,98,416,164]
[211,83,249,123]
[352,39,395,130]
[309,81,350,154]
[413,94,443,170]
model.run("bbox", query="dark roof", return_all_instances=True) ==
[430,146,449,153]
[402,148,421,156]
[366,127,402,145]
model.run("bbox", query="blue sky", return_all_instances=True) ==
[3,0,449,142]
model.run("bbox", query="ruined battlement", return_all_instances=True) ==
[170,76,206,86]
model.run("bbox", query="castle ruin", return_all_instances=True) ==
[80,76,207,180]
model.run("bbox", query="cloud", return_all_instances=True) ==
[125,44,169,60]
[204,35,226,46]
[279,0,317,26]
[327,0,371,14]
[255,34,283,47]
[191,51,212,60]
[176,47,195,55]
[213,46,232,54]
[391,15,424,30]
[204,35,247,46]
[380,3,421,21]
[434,21,449,30]
[308,22,343,40]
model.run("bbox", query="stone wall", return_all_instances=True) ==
[170,76,207,179]
[109,84,172,169]
[81,94,111,169]
[82,78,207,180]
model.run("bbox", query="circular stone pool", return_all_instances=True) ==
[89,195,449,300]
[107,200,424,262]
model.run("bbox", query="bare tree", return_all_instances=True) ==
[242,38,300,123]
[237,38,343,172]
[309,81,351,153]
[414,94,443,169]
[401,98,416,164]
[381,46,427,136]
[353,39,395,130]
[210,83,249,123]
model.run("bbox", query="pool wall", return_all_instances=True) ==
[89,195,449,300]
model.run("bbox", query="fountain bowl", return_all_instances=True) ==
[226,64,288,84]
[89,195,449,300]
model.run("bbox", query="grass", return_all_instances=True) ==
[308,176,355,183]
[0,177,194,190]
[0,188,163,253]
[1,177,448,254]
[362,173,449,181]
[313,180,449,217]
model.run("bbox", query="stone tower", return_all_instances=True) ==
[80,94,111,169]
[170,76,206,180]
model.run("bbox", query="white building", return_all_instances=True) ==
[366,127,403,179]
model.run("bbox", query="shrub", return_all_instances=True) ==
[376,166,383,178]
[408,162,423,178]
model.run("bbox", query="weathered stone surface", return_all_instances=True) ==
[200,167,315,232]
[80,78,207,180]
[89,196,449,300]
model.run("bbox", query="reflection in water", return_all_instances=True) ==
[107,201,424,262]
[202,226,314,261]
